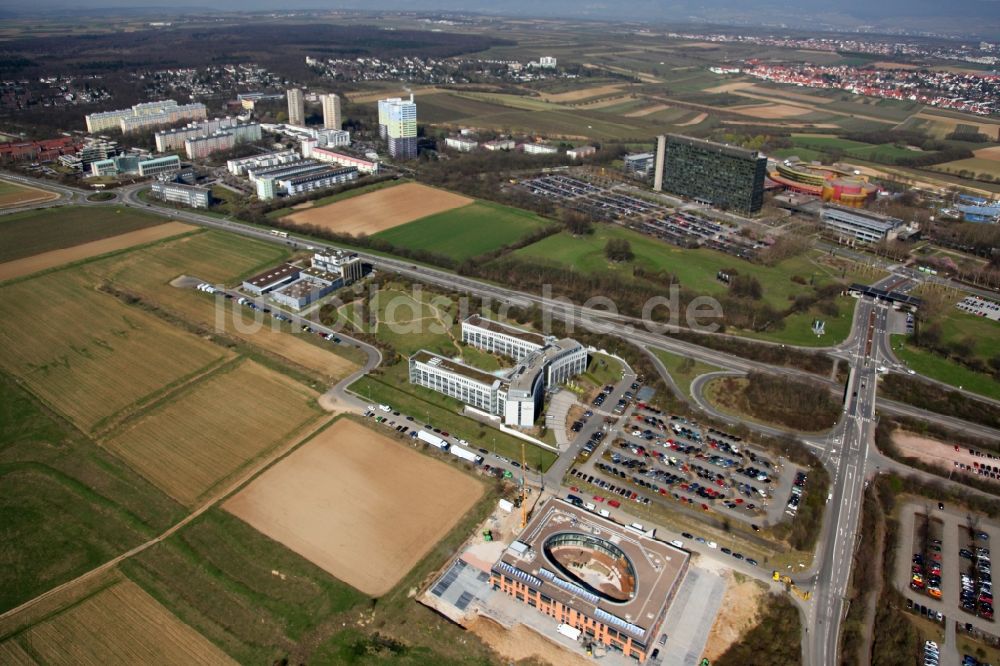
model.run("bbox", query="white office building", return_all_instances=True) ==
[413,316,588,427]
[311,250,364,284]
[523,142,559,155]
[277,165,358,197]
[445,136,479,152]
[310,146,379,174]
[151,181,211,209]
[155,117,239,152]
[820,205,904,243]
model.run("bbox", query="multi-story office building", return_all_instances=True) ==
[820,205,903,243]
[483,139,515,152]
[137,155,182,178]
[491,500,688,663]
[310,147,379,174]
[623,152,655,178]
[311,250,364,284]
[409,351,505,415]
[287,88,305,126]
[378,95,417,159]
[89,154,180,178]
[321,93,342,130]
[413,316,587,427]
[271,268,343,310]
[151,181,212,209]
[567,145,596,160]
[461,315,548,361]
[655,134,767,215]
[78,138,119,166]
[226,149,299,176]
[184,132,235,159]
[538,56,557,68]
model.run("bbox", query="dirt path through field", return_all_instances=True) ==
[676,112,708,126]
[0,221,193,281]
[624,103,669,117]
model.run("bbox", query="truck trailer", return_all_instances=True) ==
[417,430,449,451]
[449,443,484,465]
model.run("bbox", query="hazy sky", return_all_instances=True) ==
[3,0,999,33]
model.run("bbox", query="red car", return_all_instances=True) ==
[608,499,621,508]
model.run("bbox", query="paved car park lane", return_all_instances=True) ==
[659,566,726,666]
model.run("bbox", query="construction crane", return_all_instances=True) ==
[772,571,812,601]
[520,441,528,529]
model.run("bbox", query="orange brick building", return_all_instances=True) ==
[490,500,689,662]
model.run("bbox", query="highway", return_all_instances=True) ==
[7,172,999,664]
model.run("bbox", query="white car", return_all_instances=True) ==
[670,540,684,549]
[707,541,718,549]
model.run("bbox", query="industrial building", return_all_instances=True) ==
[226,149,299,176]
[820,205,904,243]
[242,263,301,295]
[271,268,343,310]
[378,95,418,159]
[321,93,342,130]
[654,134,767,215]
[287,88,305,126]
[85,100,207,134]
[151,180,212,209]
[491,500,688,663]
[411,316,587,427]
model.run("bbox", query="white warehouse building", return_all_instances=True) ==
[820,205,904,244]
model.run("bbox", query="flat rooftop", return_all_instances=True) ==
[666,133,762,161]
[276,278,325,299]
[495,500,688,644]
[243,263,300,289]
[411,350,501,386]
[464,315,548,346]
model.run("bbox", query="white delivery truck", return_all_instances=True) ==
[557,624,582,641]
[450,443,484,465]
[417,430,449,451]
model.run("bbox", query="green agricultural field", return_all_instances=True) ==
[654,349,722,399]
[789,135,921,163]
[0,375,185,614]
[0,206,168,264]
[374,201,556,262]
[120,508,368,664]
[930,157,1000,180]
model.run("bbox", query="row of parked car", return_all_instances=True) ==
[907,598,944,622]
[923,640,940,666]
[786,471,808,517]
[961,531,993,620]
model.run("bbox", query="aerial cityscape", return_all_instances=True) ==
[0,3,998,666]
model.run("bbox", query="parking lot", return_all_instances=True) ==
[566,386,806,537]
[896,502,998,655]
[956,296,1000,322]
[520,174,757,257]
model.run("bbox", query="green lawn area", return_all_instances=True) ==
[653,349,722,399]
[513,224,832,310]
[741,295,856,347]
[0,180,25,195]
[374,201,556,262]
[579,353,625,388]
[366,287,463,357]
[892,335,1000,401]
[772,146,824,163]
[348,374,557,472]
[0,206,169,264]
[789,135,921,164]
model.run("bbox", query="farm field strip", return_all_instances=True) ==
[282,182,472,235]
[0,180,59,209]
[0,270,229,433]
[0,222,194,282]
[4,579,236,665]
[104,359,324,506]
[224,418,484,596]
